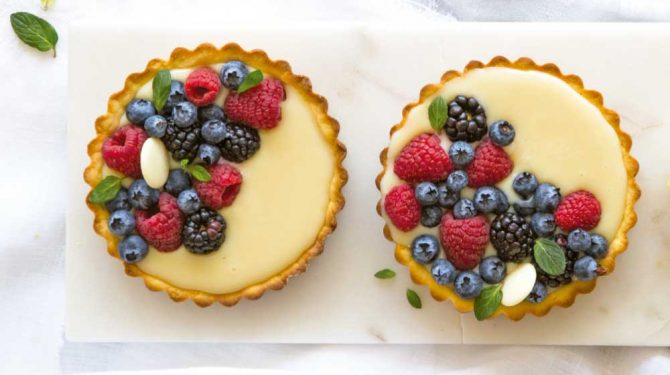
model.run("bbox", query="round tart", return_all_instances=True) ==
[376,57,639,320]
[85,43,347,306]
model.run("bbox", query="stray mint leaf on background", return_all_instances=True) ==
[474,284,502,321]
[374,269,396,279]
[236,70,263,94]
[10,12,58,57]
[533,238,566,276]
[428,96,448,131]
[152,70,172,112]
[406,289,422,309]
[189,164,212,182]
[89,176,122,204]
[41,0,55,11]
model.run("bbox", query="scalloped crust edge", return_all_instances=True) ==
[84,43,348,307]
[375,56,640,320]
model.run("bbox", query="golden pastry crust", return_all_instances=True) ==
[376,56,640,320]
[85,43,347,307]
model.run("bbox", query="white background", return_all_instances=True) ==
[2,0,670,374]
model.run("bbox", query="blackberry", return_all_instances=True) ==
[534,233,579,287]
[219,123,260,163]
[162,118,201,161]
[490,212,535,262]
[182,208,226,254]
[444,95,487,142]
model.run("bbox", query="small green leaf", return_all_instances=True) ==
[89,176,122,204]
[534,238,566,276]
[180,159,189,170]
[41,0,55,11]
[406,289,422,309]
[374,269,396,279]
[428,96,448,131]
[152,70,171,112]
[189,165,212,182]
[236,70,263,94]
[474,284,502,321]
[10,12,59,57]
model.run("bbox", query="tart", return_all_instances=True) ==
[85,43,347,306]
[376,57,639,320]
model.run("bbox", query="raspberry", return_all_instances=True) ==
[555,191,601,231]
[102,125,148,178]
[193,162,243,210]
[466,139,513,188]
[439,212,489,270]
[393,133,453,184]
[384,184,421,231]
[184,68,221,107]
[224,79,285,129]
[135,193,183,252]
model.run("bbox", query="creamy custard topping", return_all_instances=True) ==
[380,67,628,252]
[104,66,335,294]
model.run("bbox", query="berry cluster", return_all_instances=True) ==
[96,61,285,263]
[385,95,608,304]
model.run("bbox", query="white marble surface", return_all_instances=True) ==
[3,0,670,373]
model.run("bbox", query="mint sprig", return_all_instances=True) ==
[428,96,448,131]
[89,176,122,204]
[10,12,58,57]
[374,269,396,279]
[180,159,212,182]
[406,289,422,309]
[152,70,171,112]
[533,238,566,276]
[474,284,502,321]
[236,70,263,94]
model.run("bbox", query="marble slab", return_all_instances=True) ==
[66,22,670,345]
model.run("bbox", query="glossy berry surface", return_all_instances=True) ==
[574,256,598,280]
[478,256,506,284]
[531,212,556,237]
[128,179,160,210]
[567,229,591,252]
[512,172,538,198]
[446,170,468,192]
[488,120,515,146]
[198,144,221,165]
[177,188,202,215]
[164,169,191,196]
[171,101,198,128]
[533,183,561,213]
[444,95,487,142]
[453,198,477,219]
[201,119,228,144]
[454,271,483,299]
[199,104,226,122]
[437,182,459,209]
[513,197,536,217]
[586,234,609,259]
[106,188,130,212]
[421,205,443,228]
[126,99,156,125]
[164,80,185,113]
[411,234,440,264]
[473,186,501,214]
[118,235,148,264]
[144,115,168,138]
[219,60,249,90]
[431,259,457,285]
[107,209,136,236]
[415,182,439,206]
[183,208,227,254]
[527,281,547,303]
[448,141,475,168]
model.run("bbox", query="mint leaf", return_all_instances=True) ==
[89,176,122,204]
[180,159,189,170]
[428,96,448,131]
[189,164,211,182]
[374,269,396,279]
[10,12,58,57]
[474,284,502,321]
[533,238,566,276]
[236,70,263,94]
[152,70,171,112]
[406,289,422,309]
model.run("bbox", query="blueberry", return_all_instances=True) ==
[177,189,201,215]
[164,169,191,196]
[574,256,599,280]
[172,101,198,128]
[126,99,156,125]
[164,80,186,113]
[446,170,468,192]
[527,281,547,303]
[567,229,591,252]
[533,183,561,213]
[437,182,459,209]
[494,187,510,214]
[220,60,249,90]
[107,210,136,236]
[106,188,130,212]
[448,141,475,168]
[488,120,515,146]
[454,271,483,299]
[473,186,501,214]
[479,256,506,284]
[198,144,221,165]
[128,179,159,210]
[411,234,440,264]
[512,172,538,198]
[453,198,477,219]
[531,212,556,237]
[144,115,168,138]
[118,235,148,264]
[415,182,439,206]
[199,104,226,122]
[513,197,536,217]
[586,234,609,259]
[201,119,228,144]
[431,259,457,285]
[421,206,443,228]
